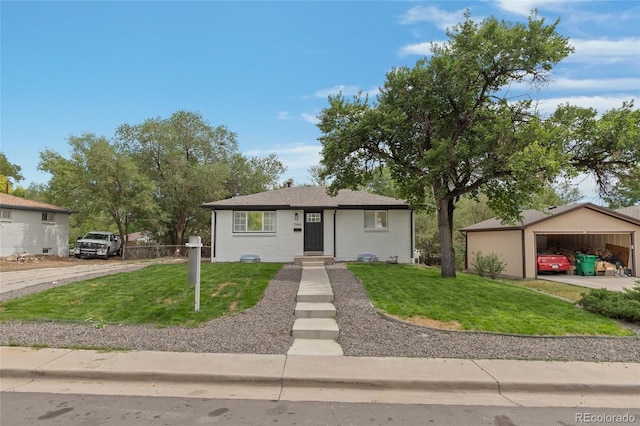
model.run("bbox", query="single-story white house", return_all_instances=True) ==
[462,203,640,278]
[201,186,415,264]
[0,193,73,257]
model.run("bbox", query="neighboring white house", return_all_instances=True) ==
[201,186,415,264]
[0,193,73,257]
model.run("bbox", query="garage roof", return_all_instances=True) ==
[462,202,640,232]
[617,205,640,220]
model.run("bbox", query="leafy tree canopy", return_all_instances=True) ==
[0,152,24,193]
[317,11,639,277]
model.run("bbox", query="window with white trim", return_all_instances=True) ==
[233,211,277,232]
[42,212,55,223]
[364,210,388,229]
[0,208,11,221]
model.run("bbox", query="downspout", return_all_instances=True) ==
[460,230,467,270]
[333,209,337,258]
[410,210,415,263]
[212,209,217,262]
[521,229,526,278]
[631,231,637,277]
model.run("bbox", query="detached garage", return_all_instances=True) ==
[462,203,639,279]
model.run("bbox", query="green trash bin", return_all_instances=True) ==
[575,254,597,276]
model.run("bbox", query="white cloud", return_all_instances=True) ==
[314,85,361,98]
[567,38,640,64]
[314,85,380,99]
[276,111,291,120]
[507,76,640,93]
[549,77,640,92]
[533,95,634,116]
[399,5,467,31]
[245,143,323,185]
[494,0,569,16]
[398,41,433,57]
[301,112,320,125]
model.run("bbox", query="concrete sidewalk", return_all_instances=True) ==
[1,346,638,408]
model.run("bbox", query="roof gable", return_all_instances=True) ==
[462,203,640,231]
[0,193,73,214]
[201,186,409,210]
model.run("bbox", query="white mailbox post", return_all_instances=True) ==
[186,235,202,312]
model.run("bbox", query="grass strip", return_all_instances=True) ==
[0,263,283,327]
[347,263,634,336]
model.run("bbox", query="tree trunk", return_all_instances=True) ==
[437,196,457,278]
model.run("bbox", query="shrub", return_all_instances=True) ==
[578,283,640,323]
[471,251,506,279]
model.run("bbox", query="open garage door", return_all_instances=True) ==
[534,232,635,277]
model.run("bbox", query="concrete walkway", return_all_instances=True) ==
[541,274,638,292]
[288,262,343,356]
[1,346,638,407]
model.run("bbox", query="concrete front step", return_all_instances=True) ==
[287,339,343,356]
[296,282,334,303]
[294,256,335,266]
[295,302,336,318]
[292,318,339,340]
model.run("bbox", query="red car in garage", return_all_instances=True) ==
[536,252,571,274]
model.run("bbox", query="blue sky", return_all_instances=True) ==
[2,1,639,202]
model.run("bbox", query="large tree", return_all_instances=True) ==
[39,134,157,248]
[318,12,638,277]
[116,111,284,246]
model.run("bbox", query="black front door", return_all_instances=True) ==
[304,211,324,252]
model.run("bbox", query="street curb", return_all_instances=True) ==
[3,366,638,396]
[2,347,639,398]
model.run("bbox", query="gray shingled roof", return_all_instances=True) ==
[462,202,640,231]
[0,193,73,213]
[617,205,640,220]
[201,186,408,210]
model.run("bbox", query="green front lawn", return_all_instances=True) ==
[0,263,283,327]
[347,263,634,336]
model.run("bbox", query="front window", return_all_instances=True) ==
[364,210,387,229]
[0,209,11,220]
[234,211,277,232]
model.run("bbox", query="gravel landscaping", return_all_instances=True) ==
[1,263,639,362]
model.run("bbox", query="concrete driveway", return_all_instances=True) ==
[0,263,146,294]
[540,274,639,292]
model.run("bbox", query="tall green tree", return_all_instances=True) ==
[39,134,157,249]
[116,111,284,246]
[0,152,24,194]
[603,166,640,208]
[318,12,575,277]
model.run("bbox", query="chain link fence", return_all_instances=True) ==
[122,245,212,261]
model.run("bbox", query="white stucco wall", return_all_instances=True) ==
[210,208,414,263]
[211,209,304,262]
[334,209,413,263]
[0,209,70,257]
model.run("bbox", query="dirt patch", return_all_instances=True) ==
[211,282,235,298]
[385,313,462,330]
[0,255,122,272]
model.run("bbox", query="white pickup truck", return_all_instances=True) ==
[74,231,122,259]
